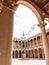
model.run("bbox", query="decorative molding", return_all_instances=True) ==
[0,2,2,13]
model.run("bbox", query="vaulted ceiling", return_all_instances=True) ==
[31,0,49,15]
[0,0,49,19]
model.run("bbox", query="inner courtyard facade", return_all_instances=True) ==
[13,28,49,59]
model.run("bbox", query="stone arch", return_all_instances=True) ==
[47,32,49,35]
[28,40,30,47]
[37,36,41,44]
[26,42,27,47]
[38,48,42,58]
[34,38,36,45]
[31,50,34,58]
[16,0,42,24]
[0,0,49,65]
[16,50,18,58]
[31,39,34,46]
[26,50,28,58]
[26,50,29,58]
[22,42,25,48]
[34,49,38,58]
[13,51,14,58]
[13,1,49,65]
[22,51,26,58]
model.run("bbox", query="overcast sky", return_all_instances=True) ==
[13,4,49,39]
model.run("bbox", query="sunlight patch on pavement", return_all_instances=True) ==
[12,59,46,65]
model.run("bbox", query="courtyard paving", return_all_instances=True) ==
[12,59,46,65]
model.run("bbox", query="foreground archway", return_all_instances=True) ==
[0,0,49,65]
[15,1,49,65]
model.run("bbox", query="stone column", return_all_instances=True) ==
[29,50,31,58]
[32,40,34,47]
[33,39,35,47]
[25,51,26,58]
[18,51,19,58]
[21,41,22,48]
[40,22,49,65]
[33,50,35,58]
[27,41,28,48]
[37,49,40,58]
[18,41,19,48]
[30,40,31,47]
[5,11,13,65]
[27,51,29,58]
[39,36,42,45]
[36,37,38,46]
[14,51,16,58]
[24,42,26,48]
[30,50,32,58]
[42,48,45,59]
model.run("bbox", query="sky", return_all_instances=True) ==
[13,4,49,39]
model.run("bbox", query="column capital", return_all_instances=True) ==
[0,2,2,13]
[38,21,47,29]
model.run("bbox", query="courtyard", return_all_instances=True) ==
[12,59,46,65]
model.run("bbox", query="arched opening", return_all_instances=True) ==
[34,38,37,45]
[12,0,49,65]
[16,50,18,58]
[29,50,30,58]
[31,50,34,58]
[26,42,27,47]
[38,48,42,58]
[26,51,27,58]
[22,51,26,58]
[19,41,21,48]
[13,51,14,58]
[34,49,38,58]
[26,50,29,58]
[22,42,25,48]
[19,51,21,58]
[37,36,41,45]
